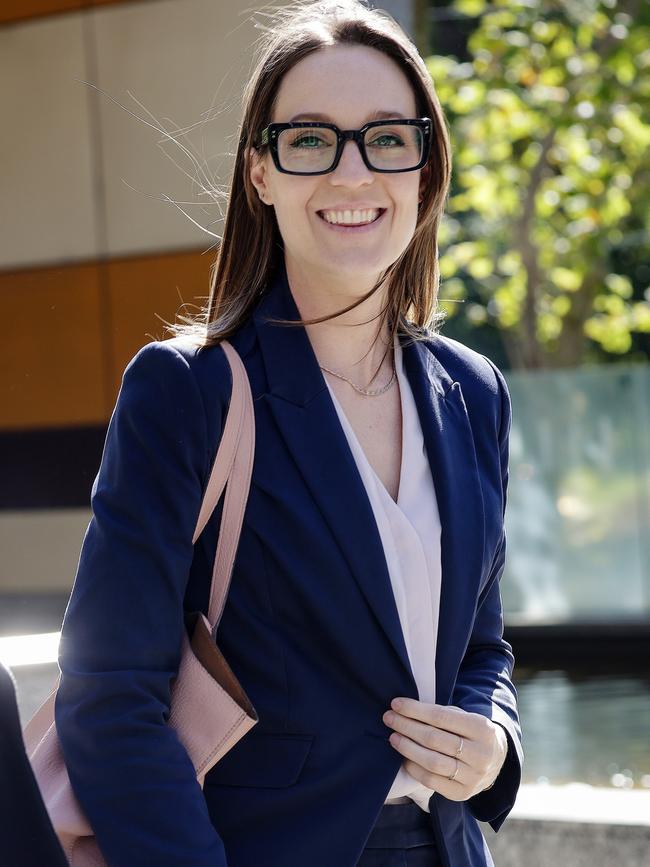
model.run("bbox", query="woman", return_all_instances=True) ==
[55,1,523,865]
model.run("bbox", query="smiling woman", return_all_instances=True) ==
[247,42,435,375]
[164,0,453,378]
[50,2,522,867]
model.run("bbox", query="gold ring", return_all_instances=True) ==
[455,736,464,759]
[448,759,460,782]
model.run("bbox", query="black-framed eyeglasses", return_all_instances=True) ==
[255,117,432,175]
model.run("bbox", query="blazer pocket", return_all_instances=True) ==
[203,730,314,788]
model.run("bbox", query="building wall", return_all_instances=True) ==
[0,0,416,591]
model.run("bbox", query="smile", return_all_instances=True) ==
[316,208,387,233]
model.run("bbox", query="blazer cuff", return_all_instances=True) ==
[466,716,523,832]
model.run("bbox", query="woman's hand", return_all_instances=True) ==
[382,698,509,801]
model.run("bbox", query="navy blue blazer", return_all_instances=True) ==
[55,258,523,867]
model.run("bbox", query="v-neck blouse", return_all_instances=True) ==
[324,333,443,813]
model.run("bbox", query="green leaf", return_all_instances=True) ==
[551,268,582,292]
[604,274,633,298]
[454,0,488,18]
[631,303,650,332]
[467,257,494,279]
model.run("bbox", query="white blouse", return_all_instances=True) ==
[324,332,443,813]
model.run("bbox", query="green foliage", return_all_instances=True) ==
[428,0,650,368]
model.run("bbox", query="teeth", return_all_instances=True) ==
[321,208,381,225]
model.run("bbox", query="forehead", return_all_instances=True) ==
[272,44,417,123]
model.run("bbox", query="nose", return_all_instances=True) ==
[331,138,374,182]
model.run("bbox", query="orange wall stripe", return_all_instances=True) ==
[0,0,145,28]
[0,247,213,432]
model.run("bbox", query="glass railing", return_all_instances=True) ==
[501,363,650,624]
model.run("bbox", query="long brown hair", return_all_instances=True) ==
[168,0,452,383]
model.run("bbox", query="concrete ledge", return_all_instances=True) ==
[515,782,650,824]
[482,817,650,866]
[481,784,650,867]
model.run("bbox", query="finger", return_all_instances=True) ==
[402,758,468,802]
[386,713,470,761]
[389,732,463,780]
[391,699,490,740]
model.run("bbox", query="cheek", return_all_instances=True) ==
[387,183,419,214]
[274,204,312,239]
[272,184,317,222]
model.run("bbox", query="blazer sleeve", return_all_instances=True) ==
[450,357,524,833]
[55,340,229,867]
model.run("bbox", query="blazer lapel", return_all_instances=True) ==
[401,339,486,704]
[251,260,485,701]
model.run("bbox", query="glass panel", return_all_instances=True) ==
[501,365,650,623]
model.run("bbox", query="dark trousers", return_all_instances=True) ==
[357,800,444,866]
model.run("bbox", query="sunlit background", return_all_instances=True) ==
[1,0,649,863]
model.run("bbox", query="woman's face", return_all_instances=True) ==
[249,43,428,295]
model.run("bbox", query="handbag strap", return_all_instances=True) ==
[190,340,255,635]
[23,340,254,751]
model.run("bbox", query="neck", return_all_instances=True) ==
[285,259,395,385]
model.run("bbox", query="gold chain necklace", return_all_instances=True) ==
[318,354,397,397]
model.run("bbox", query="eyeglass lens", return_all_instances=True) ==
[277,122,424,173]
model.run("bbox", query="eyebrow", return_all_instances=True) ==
[288,110,408,123]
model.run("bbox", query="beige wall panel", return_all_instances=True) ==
[0,509,91,592]
[0,14,97,269]
[0,264,106,431]
[93,0,257,256]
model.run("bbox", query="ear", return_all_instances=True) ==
[249,147,272,205]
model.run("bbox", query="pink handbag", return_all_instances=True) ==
[21,340,259,866]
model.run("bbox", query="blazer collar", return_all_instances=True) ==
[251,258,455,405]
[250,259,486,701]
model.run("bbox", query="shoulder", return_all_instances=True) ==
[115,337,233,480]
[123,336,233,416]
[125,336,231,386]
[427,333,506,399]
[424,332,511,437]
